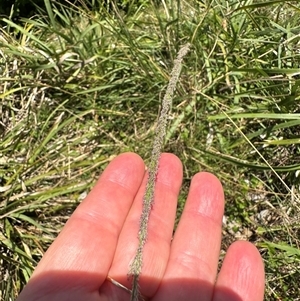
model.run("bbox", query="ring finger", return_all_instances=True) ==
[152,172,225,301]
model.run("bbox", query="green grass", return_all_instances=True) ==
[1,0,300,299]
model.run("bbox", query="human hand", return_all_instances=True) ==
[17,152,264,301]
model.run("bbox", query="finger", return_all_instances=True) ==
[26,153,145,290]
[107,153,183,297]
[153,172,224,301]
[213,241,265,301]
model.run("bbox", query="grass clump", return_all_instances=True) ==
[0,0,300,300]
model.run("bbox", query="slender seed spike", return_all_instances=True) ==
[128,43,191,301]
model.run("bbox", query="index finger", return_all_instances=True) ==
[22,152,146,293]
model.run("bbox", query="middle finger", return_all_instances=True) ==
[107,153,183,298]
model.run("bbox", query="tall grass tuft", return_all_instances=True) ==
[1,0,300,300]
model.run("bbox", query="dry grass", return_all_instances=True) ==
[0,0,300,299]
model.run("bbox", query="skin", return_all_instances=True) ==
[17,152,265,301]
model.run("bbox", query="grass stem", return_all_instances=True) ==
[128,43,191,301]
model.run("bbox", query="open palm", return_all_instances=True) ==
[17,153,264,301]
